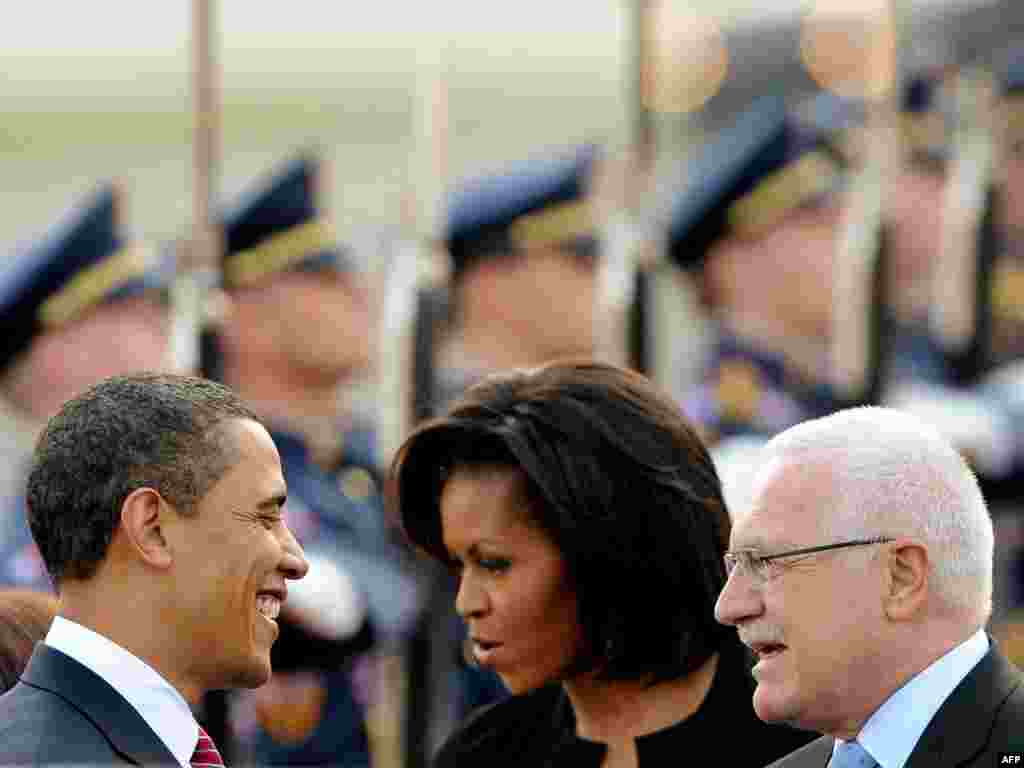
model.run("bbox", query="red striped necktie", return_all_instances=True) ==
[190,726,225,768]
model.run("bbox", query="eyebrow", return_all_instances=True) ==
[445,540,501,560]
[728,536,798,553]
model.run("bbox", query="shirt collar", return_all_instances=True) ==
[834,628,989,768]
[45,616,199,767]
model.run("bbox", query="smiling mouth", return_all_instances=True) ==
[256,595,282,622]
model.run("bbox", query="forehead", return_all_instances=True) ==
[275,267,355,289]
[439,466,538,548]
[729,455,831,549]
[57,295,168,334]
[777,204,840,239]
[213,418,286,495]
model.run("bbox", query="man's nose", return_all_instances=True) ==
[280,524,310,580]
[715,567,763,627]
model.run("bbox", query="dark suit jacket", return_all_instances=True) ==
[767,644,1024,768]
[0,643,180,765]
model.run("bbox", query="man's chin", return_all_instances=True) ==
[244,664,273,690]
[752,686,796,726]
[228,653,274,690]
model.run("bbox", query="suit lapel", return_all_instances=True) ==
[808,736,835,767]
[905,643,1022,768]
[769,735,833,767]
[21,644,181,765]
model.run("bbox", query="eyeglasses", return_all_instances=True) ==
[724,537,894,584]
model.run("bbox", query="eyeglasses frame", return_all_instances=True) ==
[724,537,895,582]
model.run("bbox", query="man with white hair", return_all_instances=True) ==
[715,406,1024,767]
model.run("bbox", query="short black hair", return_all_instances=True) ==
[391,359,731,686]
[25,372,259,586]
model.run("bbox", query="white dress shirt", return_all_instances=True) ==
[833,628,989,768]
[45,616,199,767]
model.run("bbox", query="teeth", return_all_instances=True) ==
[256,595,281,620]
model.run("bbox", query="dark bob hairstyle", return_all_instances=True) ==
[391,359,732,685]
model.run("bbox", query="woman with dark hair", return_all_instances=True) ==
[0,589,57,693]
[391,360,814,767]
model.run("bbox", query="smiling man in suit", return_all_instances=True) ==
[0,372,309,765]
[715,406,1024,768]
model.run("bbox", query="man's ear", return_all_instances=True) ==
[883,540,929,621]
[119,488,173,570]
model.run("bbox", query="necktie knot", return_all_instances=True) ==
[191,725,226,768]
[832,740,877,768]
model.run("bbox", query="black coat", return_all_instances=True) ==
[433,638,815,767]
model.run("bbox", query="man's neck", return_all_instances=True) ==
[440,326,550,375]
[58,586,204,708]
[2,374,74,427]
[443,314,595,375]
[822,621,979,742]
[720,312,829,386]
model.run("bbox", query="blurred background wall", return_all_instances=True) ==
[4,0,1023,251]
[1,0,631,255]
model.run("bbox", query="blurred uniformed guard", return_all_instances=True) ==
[957,47,1024,626]
[970,49,1024,378]
[979,49,1024,491]
[433,143,601,408]
[957,48,1024,661]
[214,153,422,766]
[403,143,603,764]
[879,70,955,388]
[893,51,1024,489]
[923,47,1024,389]
[0,183,173,592]
[886,48,1024,645]
[668,92,863,447]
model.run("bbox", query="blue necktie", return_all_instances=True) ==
[831,740,877,768]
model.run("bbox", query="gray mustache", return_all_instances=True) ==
[739,626,785,648]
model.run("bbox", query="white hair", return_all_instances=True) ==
[711,435,771,520]
[761,406,994,625]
